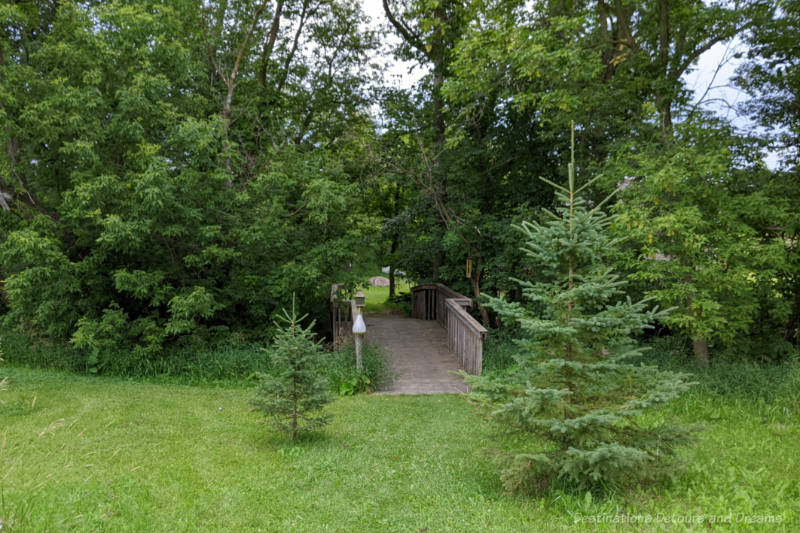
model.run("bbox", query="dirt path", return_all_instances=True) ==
[365,313,469,394]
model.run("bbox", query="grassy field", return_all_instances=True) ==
[360,276,412,315]
[2,360,799,532]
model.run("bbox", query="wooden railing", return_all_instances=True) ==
[330,284,357,349]
[411,283,487,375]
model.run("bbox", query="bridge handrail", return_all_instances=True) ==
[445,299,487,335]
[411,283,487,375]
[330,283,356,349]
[445,299,486,375]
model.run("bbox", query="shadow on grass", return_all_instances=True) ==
[246,418,338,451]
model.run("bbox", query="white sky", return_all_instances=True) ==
[684,40,747,117]
[685,41,780,168]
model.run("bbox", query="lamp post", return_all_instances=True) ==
[352,290,366,373]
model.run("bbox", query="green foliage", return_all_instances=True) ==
[647,336,800,407]
[71,304,134,373]
[2,321,268,381]
[336,373,372,396]
[467,145,692,493]
[480,330,519,374]
[251,302,333,439]
[609,119,795,363]
[324,342,392,395]
[736,2,800,345]
[380,0,760,326]
[737,0,800,169]
[0,0,379,366]
[1,321,392,393]
[1,0,796,379]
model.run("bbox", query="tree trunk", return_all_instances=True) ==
[785,277,800,344]
[291,358,298,439]
[469,264,490,327]
[693,337,710,368]
[388,231,399,299]
[432,61,445,146]
[257,0,285,86]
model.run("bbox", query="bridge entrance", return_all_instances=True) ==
[331,283,487,394]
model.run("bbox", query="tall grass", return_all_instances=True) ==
[480,328,800,411]
[481,330,519,374]
[645,336,800,409]
[0,326,83,373]
[1,326,391,394]
[322,342,392,395]
[1,326,272,384]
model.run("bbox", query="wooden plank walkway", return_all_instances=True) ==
[366,314,470,394]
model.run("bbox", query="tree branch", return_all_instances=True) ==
[674,21,752,81]
[277,0,317,94]
[382,0,427,57]
[223,0,270,121]
[257,0,285,86]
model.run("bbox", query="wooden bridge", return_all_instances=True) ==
[330,282,487,394]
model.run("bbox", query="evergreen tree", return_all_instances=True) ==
[467,131,692,493]
[251,300,333,440]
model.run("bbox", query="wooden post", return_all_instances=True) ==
[355,333,363,373]
[352,304,366,373]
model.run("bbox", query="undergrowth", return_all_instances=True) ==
[480,330,519,374]
[483,329,800,410]
[322,341,392,395]
[645,336,800,412]
[0,326,391,394]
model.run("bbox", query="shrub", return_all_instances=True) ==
[323,342,391,395]
[481,331,519,374]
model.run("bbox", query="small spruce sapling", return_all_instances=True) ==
[251,299,333,440]
[467,127,693,493]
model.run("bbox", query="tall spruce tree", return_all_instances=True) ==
[251,300,333,440]
[468,130,692,493]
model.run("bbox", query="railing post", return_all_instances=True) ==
[352,292,366,373]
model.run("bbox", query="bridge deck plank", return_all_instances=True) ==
[366,314,470,395]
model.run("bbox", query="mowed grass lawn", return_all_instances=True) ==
[2,366,799,532]
[361,275,412,314]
